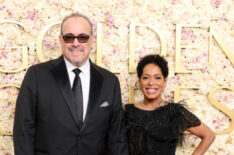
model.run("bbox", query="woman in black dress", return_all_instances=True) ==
[125,54,215,155]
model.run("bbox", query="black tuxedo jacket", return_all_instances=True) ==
[13,56,129,155]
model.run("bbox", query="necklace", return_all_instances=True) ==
[141,100,164,109]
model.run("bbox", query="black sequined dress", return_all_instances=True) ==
[124,103,201,155]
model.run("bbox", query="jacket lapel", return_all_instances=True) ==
[50,56,79,127]
[81,61,103,131]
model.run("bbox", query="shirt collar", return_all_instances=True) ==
[64,57,90,76]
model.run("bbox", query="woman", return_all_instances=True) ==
[125,54,215,155]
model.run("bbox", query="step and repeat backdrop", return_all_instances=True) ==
[0,0,234,154]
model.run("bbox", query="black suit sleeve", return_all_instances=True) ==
[106,77,129,155]
[13,67,37,155]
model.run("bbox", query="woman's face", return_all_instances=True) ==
[139,63,167,101]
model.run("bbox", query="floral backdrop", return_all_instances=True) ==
[0,0,234,154]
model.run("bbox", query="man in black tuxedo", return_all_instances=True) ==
[13,13,129,155]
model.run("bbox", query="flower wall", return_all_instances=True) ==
[0,0,233,154]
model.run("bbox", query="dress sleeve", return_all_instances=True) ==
[169,103,201,145]
[180,105,201,128]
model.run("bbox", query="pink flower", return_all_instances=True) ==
[42,40,57,49]
[0,5,6,10]
[170,76,180,85]
[113,48,117,54]
[202,65,209,72]
[27,11,38,20]
[135,49,144,58]
[9,74,14,80]
[223,95,228,102]
[215,126,220,130]
[8,11,13,17]
[181,29,196,42]
[105,12,115,27]
[211,0,223,8]
[1,51,7,59]
[53,2,59,7]
[91,21,97,29]
[171,0,177,4]
[120,0,125,5]
[190,34,197,42]
[164,96,171,102]
[192,56,201,63]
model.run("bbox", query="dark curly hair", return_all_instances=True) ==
[136,54,168,79]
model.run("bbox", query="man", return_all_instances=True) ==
[13,13,129,155]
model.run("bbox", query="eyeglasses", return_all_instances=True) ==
[62,33,90,43]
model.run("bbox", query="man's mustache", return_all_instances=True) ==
[68,46,84,51]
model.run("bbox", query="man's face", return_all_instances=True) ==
[59,17,93,67]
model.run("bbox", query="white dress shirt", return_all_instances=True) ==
[64,57,90,121]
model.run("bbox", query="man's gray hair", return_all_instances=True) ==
[60,12,93,35]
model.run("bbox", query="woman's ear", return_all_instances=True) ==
[163,78,167,88]
[136,80,141,89]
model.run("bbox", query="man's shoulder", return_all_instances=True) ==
[28,56,62,71]
[91,63,117,79]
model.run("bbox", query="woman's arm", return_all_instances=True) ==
[187,122,215,155]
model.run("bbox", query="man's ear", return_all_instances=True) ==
[59,35,63,44]
[90,35,95,44]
